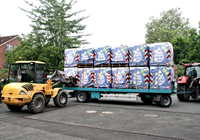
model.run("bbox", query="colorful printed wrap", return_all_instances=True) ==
[64,48,81,67]
[64,68,78,77]
[129,44,148,66]
[77,68,93,87]
[129,67,149,89]
[78,48,94,64]
[149,42,174,67]
[92,68,112,88]
[94,46,111,66]
[150,67,172,90]
[111,45,129,64]
[112,67,129,88]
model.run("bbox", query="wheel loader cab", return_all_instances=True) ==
[9,61,45,84]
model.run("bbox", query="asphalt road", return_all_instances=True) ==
[0,94,200,140]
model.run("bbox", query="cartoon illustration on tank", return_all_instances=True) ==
[134,48,142,62]
[115,49,123,61]
[154,47,164,62]
[98,50,106,61]
[67,52,74,64]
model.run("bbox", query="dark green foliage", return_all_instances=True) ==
[4,0,89,73]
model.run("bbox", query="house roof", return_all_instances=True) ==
[0,35,19,47]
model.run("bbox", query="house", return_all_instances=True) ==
[0,35,20,70]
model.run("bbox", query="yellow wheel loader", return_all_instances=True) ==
[1,61,77,113]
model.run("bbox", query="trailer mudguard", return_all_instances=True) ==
[91,92,100,99]
[178,76,189,85]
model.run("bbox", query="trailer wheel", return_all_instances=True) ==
[141,96,152,104]
[28,94,45,113]
[159,95,172,107]
[76,92,88,103]
[177,85,190,102]
[7,105,23,111]
[53,90,68,107]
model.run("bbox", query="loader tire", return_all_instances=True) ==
[28,94,45,114]
[53,90,68,107]
[45,96,50,106]
[7,105,23,111]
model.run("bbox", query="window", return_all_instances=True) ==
[6,44,13,50]
[15,46,17,49]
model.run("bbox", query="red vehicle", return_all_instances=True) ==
[177,63,200,101]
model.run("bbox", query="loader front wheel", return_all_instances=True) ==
[28,94,45,114]
[7,105,23,111]
[53,90,68,107]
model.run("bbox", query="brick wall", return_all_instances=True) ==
[0,38,20,69]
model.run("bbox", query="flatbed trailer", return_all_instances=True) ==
[62,84,192,107]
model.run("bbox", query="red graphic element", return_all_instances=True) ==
[75,53,80,62]
[167,73,171,83]
[167,86,170,89]
[150,73,153,84]
[107,73,111,83]
[125,51,129,61]
[125,84,128,88]
[91,53,94,59]
[145,74,149,84]
[149,50,152,60]
[110,52,113,61]
[107,51,111,60]
[167,50,171,60]
[143,86,146,89]
[145,49,148,60]
[166,62,169,66]
[75,74,80,82]
[144,62,147,65]
[129,51,132,60]
[126,73,130,83]
[106,85,108,88]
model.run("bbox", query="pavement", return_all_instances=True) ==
[0,95,200,140]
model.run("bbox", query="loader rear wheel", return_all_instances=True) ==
[7,105,23,111]
[53,90,68,107]
[177,85,190,102]
[159,95,172,107]
[28,94,45,114]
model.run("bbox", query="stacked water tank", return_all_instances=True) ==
[149,42,174,90]
[128,44,149,89]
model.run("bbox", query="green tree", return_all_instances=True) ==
[145,8,191,43]
[171,28,200,65]
[5,0,89,73]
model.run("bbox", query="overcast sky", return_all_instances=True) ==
[0,0,199,48]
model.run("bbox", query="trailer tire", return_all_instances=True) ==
[159,95,172,107]
[141,96,152,104]
[53,90,68,107]
[76,92,88,103]
[7,105,23,111]
[28,94,45,113]
[177,85,190,102]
